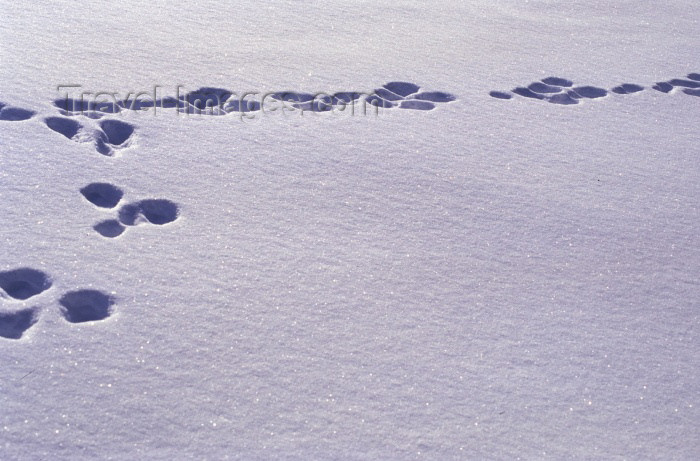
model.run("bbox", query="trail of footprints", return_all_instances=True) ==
[51,82,456,117]
[490,72,700,104]
[1,75,695,339]
[0,268,115,339]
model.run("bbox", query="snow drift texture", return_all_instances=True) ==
[0,0,698,459]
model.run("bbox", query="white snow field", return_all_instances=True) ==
[1,0,698,459]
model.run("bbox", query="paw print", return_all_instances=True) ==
[0,268,115,340]
[80,183,180,238]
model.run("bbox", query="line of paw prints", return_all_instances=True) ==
[265,82,457,112]
[490,73,700,104]
[50,82,457,116]
[0,268,115,340]
[80,183,179,238]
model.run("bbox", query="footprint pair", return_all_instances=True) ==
[45,116,135,156]
[0,268,115,340]
[80,183,180,238]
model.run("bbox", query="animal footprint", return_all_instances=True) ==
[118,199,180,226]
[94,120,135,156]
[44,116,135,156]
[366,82,457,111]
[108,84,456,115]
[79,184,179,238]
[80,182,124,209]
[93,220,126,238]
[79,182,125,238]
[59,290,115,323]
[0,308,39,340]
[0,103,36,121]
[653,73,700,96]
[0,267,51,340]
[45,117,82,139]
[492,77,620,105]
[0,268,52,301]
[611,83,644,94]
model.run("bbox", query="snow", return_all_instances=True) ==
[1,0,698,459]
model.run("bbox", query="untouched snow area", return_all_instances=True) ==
[1,0,698,459]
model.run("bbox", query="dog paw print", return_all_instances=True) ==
[80,183,180,238]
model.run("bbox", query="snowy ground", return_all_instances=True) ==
[1,1,698,459]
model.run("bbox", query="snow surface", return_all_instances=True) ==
[1,0,699,459]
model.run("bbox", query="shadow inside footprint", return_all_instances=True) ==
[222,99,261,113]
[331,92,362,105]
[45,117,81,139]
[528,82,562,94]
[611,83,644,95]
[99,119,134,146]
[399,100,435,110]
[411,92,457,103]
[652,82,673,93]
[54,98,89,113]
[59,290,114,323]
[184,87,233,109]
[373,88,404,102]
[0,308,39,339]
[570,86,608,99]
[513,87,546,100]
[80,183,124,209]
[365,95,395,108]
[541,77,573,87]
[0,268,52,301]
[0,107,36,121]
[668,78,700,88]
[548,93,579,105]
[119,199,179,226]
[93,220,126,238]
[269,92,316,104]
[382,82,420,97]
[489,91,512,100]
